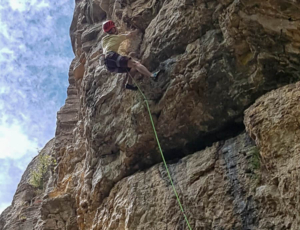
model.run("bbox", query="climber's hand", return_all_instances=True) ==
[127,29,139,38]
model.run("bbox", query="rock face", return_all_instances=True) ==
[1,0,300,229]
[244,82,300,230]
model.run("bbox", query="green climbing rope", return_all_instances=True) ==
[128,72,193,230]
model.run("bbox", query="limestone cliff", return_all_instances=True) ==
[1,0,300,229]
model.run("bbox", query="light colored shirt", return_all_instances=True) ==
[102,34,127,54]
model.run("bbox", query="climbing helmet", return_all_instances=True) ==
[103,20,115,33]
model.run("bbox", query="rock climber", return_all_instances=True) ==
[101,20,160,91]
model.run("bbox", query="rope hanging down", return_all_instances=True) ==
[127,72,193,230]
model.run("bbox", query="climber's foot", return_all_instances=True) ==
[150,70,162,82]
[125,84,138,91]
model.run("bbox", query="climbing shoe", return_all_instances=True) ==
[125,84,138,91]
[150,70,162,82]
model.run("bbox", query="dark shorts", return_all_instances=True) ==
[104,51,131,73]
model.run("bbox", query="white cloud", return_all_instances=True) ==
[0,47,14,55]
[0,87,7,95]
[0,24,10,40]
[36,1,50,9]
[8,0,25,11]
[0,161,9,184]
[0,0,74,146]
[0,118,38,159]
[8,0,49,12]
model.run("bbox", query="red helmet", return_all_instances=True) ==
[103,20,115,33]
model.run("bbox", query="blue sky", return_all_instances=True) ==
[0,0,75,213]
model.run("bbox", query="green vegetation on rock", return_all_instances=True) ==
[29,154,53,190]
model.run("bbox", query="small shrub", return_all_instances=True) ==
[29,154,53,189]
[19,215,27,222]
[248,146,262,188]
[249,146,261,170]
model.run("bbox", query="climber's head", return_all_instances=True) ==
[103,20,117,34]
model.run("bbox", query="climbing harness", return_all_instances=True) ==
[127,71,193,230]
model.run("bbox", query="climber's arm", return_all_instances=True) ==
[119,30,139,39]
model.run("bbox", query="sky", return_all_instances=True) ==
[0,0,75,214]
